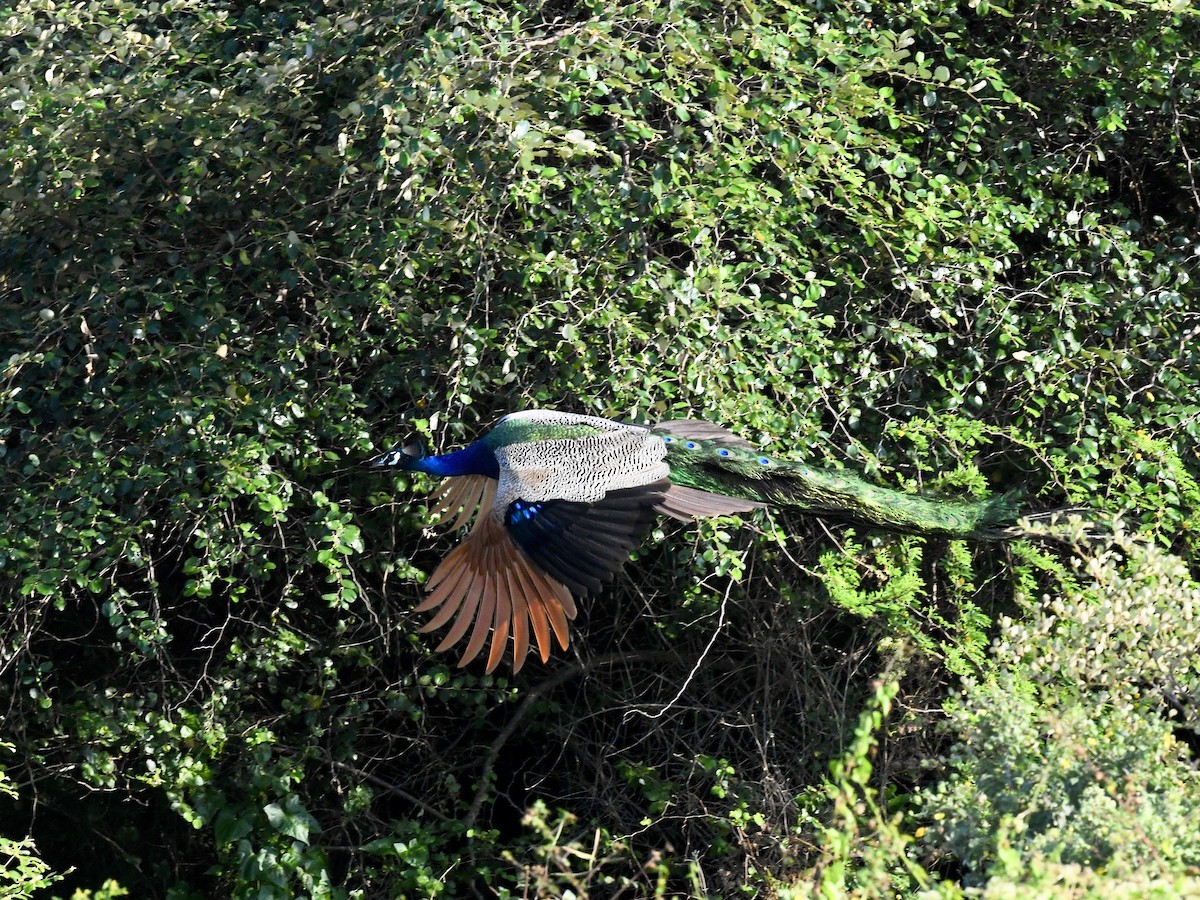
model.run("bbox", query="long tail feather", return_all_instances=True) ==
[657,425,1059,539]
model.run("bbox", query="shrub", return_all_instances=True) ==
[922,525,1200,884]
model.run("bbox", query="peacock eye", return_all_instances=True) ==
[758,457,770,465]
[685,441,697,449]
[718,448,730,457]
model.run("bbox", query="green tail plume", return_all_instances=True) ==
[655,424,1024,539]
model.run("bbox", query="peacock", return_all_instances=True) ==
[368,410,1036,673]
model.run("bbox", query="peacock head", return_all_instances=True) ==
[367,440,427,470]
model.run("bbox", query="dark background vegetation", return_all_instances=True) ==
[2,0,1198,895]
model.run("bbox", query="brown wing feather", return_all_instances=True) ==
[427,475,493,531]
[428,478,472,526]
[519,548,574,650]
[474,479,497,530]
[655,484,765,522]
[417,553,471,613]
[458,588,495,666]
[555,577,578,621]
[509,549,556,662]
[435,577,482,651]
[487,559,526,672]
[456,543,498,665]
[417,568,470,630]
[485,592,512,674]
[544,594,570,651]
[416,556,475,636]
[509,548,554,662]
[417,514,575,671]
[509,576,531,673]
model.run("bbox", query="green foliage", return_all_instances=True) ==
[819,536,996,675]
[497,801,701,898]
[771,528,1200,898]
[55,882,129,900]
[922,525,1200,885]
[1,0,1197,894]
[0,744,61,899]
[790,674,940,899]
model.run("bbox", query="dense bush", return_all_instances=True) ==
[923,526,1200,885]
[1,0,1197,896]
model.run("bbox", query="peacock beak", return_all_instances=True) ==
[365,441,426,469]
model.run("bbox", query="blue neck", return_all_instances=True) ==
[414,440,499,478]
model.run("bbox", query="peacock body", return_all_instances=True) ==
[369,410,1026,673]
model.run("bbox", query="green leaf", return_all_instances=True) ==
[264,796,320,844]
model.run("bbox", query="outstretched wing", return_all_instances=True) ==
[417,483,667,673]
[503,483,667,599]
[416,426,670,672]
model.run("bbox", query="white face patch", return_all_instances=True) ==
[375,449,405,467]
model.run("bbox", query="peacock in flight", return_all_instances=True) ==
[368,410,1036,674]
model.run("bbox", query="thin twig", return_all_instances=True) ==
[623,580,733,723]
[464,650,678,830]
[332,759,452,823]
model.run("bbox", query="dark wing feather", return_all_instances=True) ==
[505,481,668,600]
